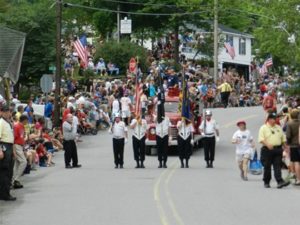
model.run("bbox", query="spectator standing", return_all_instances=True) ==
[120,92,132,125]
[24,100,34,125]
[286,109,300,185]
[217,80,232,108]
[12,115,29,189]
[0,106,16,201]
[63,114,81,169]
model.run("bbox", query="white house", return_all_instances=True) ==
[218,25,253,80]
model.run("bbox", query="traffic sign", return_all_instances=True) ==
[121,19,132,34]
[129,58,137,73]
[40,74,53,93]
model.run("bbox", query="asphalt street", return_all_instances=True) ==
[1,106,299,225]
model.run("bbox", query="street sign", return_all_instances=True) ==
[129,58,137,73]
[121,19,132,34]
[40,74,53,93]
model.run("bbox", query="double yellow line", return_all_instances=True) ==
[153,114,259,225]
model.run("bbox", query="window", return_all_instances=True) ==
[239,38,246,55]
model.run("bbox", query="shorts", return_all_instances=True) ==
[121,110,130,118]
[236,153,250,162]
[290,147,300,162]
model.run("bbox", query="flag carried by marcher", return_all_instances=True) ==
[181,74,191,121]
[157,73,165,124]
[74,35,88,68]
[224,39,235,59]
[134,68,143,117]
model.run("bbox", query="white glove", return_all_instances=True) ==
[191,139,194,146]
[125,138,128,144]
[216,136,220,143]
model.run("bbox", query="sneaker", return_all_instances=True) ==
[277,180,290,189]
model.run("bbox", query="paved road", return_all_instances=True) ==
[1,107,299,225]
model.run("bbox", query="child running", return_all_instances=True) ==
[232,121,255,181]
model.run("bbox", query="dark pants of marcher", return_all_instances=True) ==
[0,143,14,198]
[261,146,284,184]
[178,136,192,160]
[63,140,78,167]
[157,135,168,163]
[132,136,146,162]
[113,138,124,166]
[203,136,216,162]
[221,92,230,108]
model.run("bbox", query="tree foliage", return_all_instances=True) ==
[94,40,149,73]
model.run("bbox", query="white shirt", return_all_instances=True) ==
[232,129,253,155]
[156,117,171,138]
[112,99,120,114]
[177,121,194,140]
[72,116,79,134]
[130,119,147,140]
[199,119,219,137]
[120,97,131,111]
[110,121,127,139]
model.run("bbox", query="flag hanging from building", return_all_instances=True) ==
[181,74,191,120]
[74,35,88,68]
[224,40,235,59]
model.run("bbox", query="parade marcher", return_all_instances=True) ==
[232,121,255,181]
[130,115,147,168]
[199,110,219,168]
[217,80,232,108]
[286,109,300,185]
[177,118,194,168]
[109,113,128,169]
[63,114,82,169]
[12,114,29,189]
[258,112,290,188]
[0,105,16,201]
[155,116,171,168]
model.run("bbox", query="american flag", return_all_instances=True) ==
[224,40,235,59]
[74,35,88,68]
[134,72,143,117]
[264,56,273,67]
[259,63,268,75]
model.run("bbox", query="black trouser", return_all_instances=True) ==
[261,146,284,184]
[221,92,230,108]
[203,136,215,162]
[178,136,192,160]
[132,136,146,162]
[157,135,168,163]
[63,140,78,167]
[113,138,124,166]
[0,143,14,198]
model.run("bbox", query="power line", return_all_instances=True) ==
[99,0,211,8]
[64,2,210,16]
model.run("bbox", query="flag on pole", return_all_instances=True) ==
[134,71,143,117]
[157,72,165,124]
[74,35,88,68]
[224,40,235,59]
[264,56,273,67]
[259,55,273,75]
[181,73,191,120]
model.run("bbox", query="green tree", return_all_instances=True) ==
[94,40,149,73]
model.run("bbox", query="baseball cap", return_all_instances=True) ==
[267,112,277,119]
[237,120,246,126]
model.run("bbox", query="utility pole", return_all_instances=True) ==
[54,0,62,127]
[117,5,120,43]
[213,0,219,82]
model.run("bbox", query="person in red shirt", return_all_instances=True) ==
[13,115,28,189]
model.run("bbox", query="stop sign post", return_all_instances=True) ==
[129,57,137,73]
